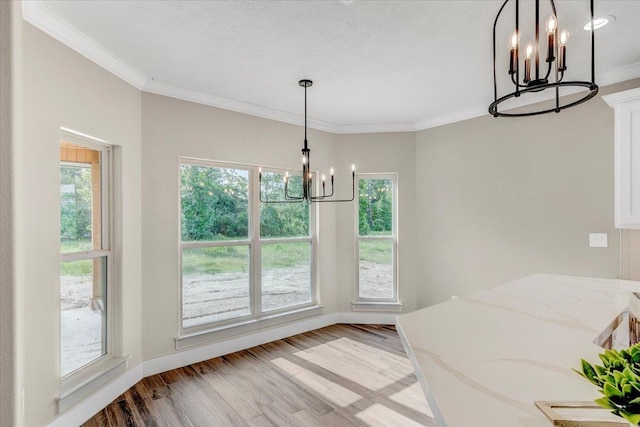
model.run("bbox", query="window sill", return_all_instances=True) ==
[176,304,324,350]
[58,356,129,413]
[351,301,403,313]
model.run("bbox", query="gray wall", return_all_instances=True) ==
[415,79,640,307]
[16,20,143,426]
[1,2,18,426]
[334,133,418,313]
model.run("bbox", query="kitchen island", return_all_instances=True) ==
[396,274,640,426]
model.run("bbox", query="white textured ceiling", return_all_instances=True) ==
[23,0,640,132]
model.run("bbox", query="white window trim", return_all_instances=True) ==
[59,129,124,412]
[178,158,320,337]
[353,173,400,307]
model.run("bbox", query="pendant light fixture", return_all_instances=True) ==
[488,0,599,117]
[259,79,355,203]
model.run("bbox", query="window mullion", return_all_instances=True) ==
[251,167,262,316]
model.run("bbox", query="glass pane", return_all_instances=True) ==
[358,178,393,236]
[61,257,107,376]
[262,242,311,311]
[260,172,309,238]
[359,240,393,299]
[182,245,250,327]
[60,143,101,253]
[181,164,249,241]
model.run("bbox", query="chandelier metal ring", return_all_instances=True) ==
[489,0,599,117]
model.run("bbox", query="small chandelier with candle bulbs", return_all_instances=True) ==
[259,80,355,204]
[488,0,599,117]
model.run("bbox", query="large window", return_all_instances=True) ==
[59,137,111,377]
[356,174,397,301]
[180,160,315,330]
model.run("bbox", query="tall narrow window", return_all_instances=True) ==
[180,163,250,327]
[180,160,316,331]
[356,174,397,301]
[260,171,312,312]
[60,138,111,377]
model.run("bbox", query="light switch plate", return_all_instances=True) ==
[589,233,608,248]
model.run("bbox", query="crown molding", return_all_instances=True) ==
[21,1,147,89]
[598,61,640,87]
[334,122,416,134]
[19,1,640,135]
[142,79,340,134]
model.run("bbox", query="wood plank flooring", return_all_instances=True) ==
[82,324,435,427]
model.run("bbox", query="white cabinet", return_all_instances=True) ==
[604,88,640,229]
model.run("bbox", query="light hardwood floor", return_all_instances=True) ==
[82,324,435,426]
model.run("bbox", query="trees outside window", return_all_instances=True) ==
[59,138,111,377]
[180,160,315,330]
[356,174,397,301]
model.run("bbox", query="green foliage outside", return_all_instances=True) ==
[60,165,92,252]
[259,172,308,238]
[577,342,640,424]
[181,165,249,241]
[359,179,392,236]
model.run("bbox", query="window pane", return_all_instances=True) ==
[182,246,250,327]
[262,242,311,311]
[60,143,101,253]
[260,172,309,238]
[181,164,249,241]
[61,257,107,376]
[359,240,393,299]
[358,179,393,236]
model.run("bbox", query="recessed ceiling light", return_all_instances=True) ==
[584,15,615,31]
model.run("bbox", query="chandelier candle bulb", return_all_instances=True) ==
[524,43,533,83]
[559,29,568,71]
[546,15,556,62]
[509,32,518,74]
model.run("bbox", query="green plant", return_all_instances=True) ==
[576,342,640,424]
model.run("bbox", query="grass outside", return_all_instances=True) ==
[61,238,393,276]
[61,239,92,275]
[359,239,392,264]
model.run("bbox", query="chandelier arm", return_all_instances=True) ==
[308,174,355,203]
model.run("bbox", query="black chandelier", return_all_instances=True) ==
[259,79,355,204]
[489,0,599,117]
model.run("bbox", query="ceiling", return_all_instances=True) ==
[22,1,640,133]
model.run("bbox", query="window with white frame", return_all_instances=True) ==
[356,174,397,301]
[59,136,111,377]
[180,159,315,329]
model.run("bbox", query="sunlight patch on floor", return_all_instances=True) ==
[356,403,426,427]
[270,357,362,407]
[390,382,433,417]
[294,337,413,390]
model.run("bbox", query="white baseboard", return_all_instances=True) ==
[47,364,143,427]
[338,311,400,323]
[144,312,338,377]
[47,311,397,427]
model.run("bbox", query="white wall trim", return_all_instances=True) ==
[23,1,640,135]
[142,79,339,134]
[146,313,338,377]
[47,364,143,427]
[46,312,399,426]
[21,1,147,89]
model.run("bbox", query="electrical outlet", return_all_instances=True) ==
[589,233,608,248]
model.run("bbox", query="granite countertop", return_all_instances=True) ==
[396,274,640,426]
